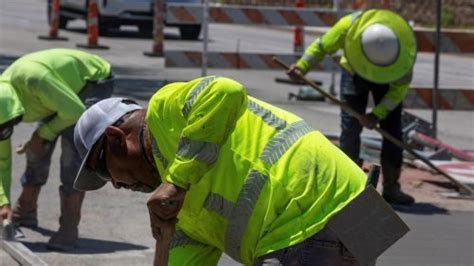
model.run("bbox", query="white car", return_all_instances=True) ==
[47,0,202,40]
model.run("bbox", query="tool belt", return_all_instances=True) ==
[326,185,409,265]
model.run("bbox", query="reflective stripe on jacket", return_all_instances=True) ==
[296,11,412,120]
[146,76,366,265]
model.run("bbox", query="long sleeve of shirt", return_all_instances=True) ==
[296,14,353,74]
[35,73,86,141]
[164,77,248,189]
[0,138,12,206]
[372,71,412,120]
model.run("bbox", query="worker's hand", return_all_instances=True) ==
[147,183,185,241]
[29,131,47,155]
[0,204,12,222]
[359,113,379,129]
[287,64,304,81]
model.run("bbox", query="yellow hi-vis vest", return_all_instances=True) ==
[146,76,366,265]
[296,9,417,120]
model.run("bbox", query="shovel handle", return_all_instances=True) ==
[273,56,474,195]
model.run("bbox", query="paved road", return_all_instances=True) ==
[1,0,473,265]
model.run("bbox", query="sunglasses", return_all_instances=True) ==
[92,105,137,183]
[0,126,13,141]
[0,116,22,141]
[95,136,112,182]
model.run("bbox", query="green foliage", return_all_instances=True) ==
[441,5,455,27]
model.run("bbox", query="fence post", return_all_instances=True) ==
[38,0,69,41]
[76,0,109,49]
[144,0,164,57]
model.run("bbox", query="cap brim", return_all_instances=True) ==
[74,149,108,191]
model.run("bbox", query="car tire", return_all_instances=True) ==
[98,17,120,36]
[138,25,153,35]
[179,25,201,40]
[47,0,69,29]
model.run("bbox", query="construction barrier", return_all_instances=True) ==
[76,0,109,49]
[144,0,165,57]
[165,51,339,70]
[165,4,474,55]
[38,0,68,41]
[415,29,474,53]
[165,4,341,26]
[404,86,474,111]
[163,3,474,110]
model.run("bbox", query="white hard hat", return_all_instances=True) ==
[361,23,400,66]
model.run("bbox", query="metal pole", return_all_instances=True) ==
[432,0,442,137]
[330,0,340,96]
[201,0,209,76]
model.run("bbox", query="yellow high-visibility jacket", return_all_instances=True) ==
[146,76,366,265]
[296,10,415,120]
[0,48,110,206]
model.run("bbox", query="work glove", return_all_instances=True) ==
[359,113,379,129]
[287,64,305,82]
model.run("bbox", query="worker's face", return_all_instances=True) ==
[87,127,160,193]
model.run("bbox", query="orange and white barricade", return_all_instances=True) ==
[144,0,165,57]
[38,0,69,41]
[77,0,109,49]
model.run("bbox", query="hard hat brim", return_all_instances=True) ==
[345,9,417,84]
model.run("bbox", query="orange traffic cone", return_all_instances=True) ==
[38,0,68,41]
[293,0,305,53]
[144,0,165,57]
[77,0,109,49]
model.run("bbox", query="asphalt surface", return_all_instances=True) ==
[1,0,473,265]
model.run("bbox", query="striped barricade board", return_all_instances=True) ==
[165,51,340,71]
[166,4,474,53]
[415,28,474,53]
[166,4,345,26]
[405,86,474,110]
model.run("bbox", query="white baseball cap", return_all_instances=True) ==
[74,97,142,191]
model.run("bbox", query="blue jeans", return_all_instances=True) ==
[20,77,114,196]
[339,71,403,172]
[254,226,374,266]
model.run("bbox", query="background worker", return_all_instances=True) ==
[73,76,372,265]
[0,48,114,250]
[288,9,417,205]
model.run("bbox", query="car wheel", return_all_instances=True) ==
[47,0,69,29]
[138,25,153,35]
[179,25,201,40]
[98,17,120,36]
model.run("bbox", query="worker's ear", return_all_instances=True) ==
[104,126,126,150]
